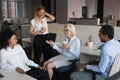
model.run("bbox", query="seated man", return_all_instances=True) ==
[70,25,120,80]
[0,30,50,80]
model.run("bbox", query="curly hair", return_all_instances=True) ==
[101,25,114,39]
[0,29,16,49]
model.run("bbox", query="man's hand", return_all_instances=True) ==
[88,60,99,65]
[80,63,87,69]
[16,67,25,74]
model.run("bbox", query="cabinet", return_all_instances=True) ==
[56,0,86,24]
[108,19,120,27]
[108,19,117,26]
[69,18,100,25]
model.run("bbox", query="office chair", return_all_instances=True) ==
[118,40,120,42]
[53,55,80,80]
[53,52,79,80]
[88,53,120,80]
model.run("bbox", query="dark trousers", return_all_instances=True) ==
[33,34,53,64]
[26,68,50,80]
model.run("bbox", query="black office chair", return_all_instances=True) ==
[48,33,57,42]
[118,40,120,42]
[53,57,80,80]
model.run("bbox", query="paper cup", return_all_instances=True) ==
[87,41,93,48]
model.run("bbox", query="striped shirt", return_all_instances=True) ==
[87,39,120,78]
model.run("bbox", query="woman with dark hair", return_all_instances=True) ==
[0,30,50,80]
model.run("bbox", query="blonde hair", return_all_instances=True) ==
[34,6,45,23]
[64,24,77,36]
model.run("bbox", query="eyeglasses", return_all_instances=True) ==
[64,30,69,32]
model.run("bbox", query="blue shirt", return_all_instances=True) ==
[86,39,120,78]
[53,36,80,59]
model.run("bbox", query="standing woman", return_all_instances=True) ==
[29,6,55,64]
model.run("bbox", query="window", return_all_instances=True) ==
[2,0,17,18]
[8,1,16,18]
[2,1,7,18]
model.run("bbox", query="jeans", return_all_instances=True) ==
[70,71,105,80]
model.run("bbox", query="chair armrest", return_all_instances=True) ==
[68,59,79,70]
[118,40,120,42]
[86,69,102,74]
[86,69,102,80]
[69,59,79,63]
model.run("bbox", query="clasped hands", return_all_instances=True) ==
[16,66,43,74]
[35,27,46,35]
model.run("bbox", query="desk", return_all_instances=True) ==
[80,46,100,63]
[69,18,100,25]
[0,70,36,80]
[81,46,100,56]
[22,38,32,43]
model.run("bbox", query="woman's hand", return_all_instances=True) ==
[46,40,54,46]
[34,27,46,35]
[35,30,41,35]
[40,27,46,33]
[45,12,55,22]
[42,61,50,70]
[62,43,70,49]
[16,67,25,74]
[38,66,43,70]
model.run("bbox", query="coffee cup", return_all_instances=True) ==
[86,41,93,48]
[63,41,68,45]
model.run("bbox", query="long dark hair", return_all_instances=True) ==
[0,29,16,49]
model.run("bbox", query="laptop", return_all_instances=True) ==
[0,73,4,78]
[48,33,57,42]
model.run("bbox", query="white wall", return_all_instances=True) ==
[68,0,97,18]
[55,0,120,23]
[87,0,97,18]
[68,0,86,18]
[56,0,98,23]
[48,23,120,47]
[68,0,120,19]
[48,23,101,46]
[104,0,120,18]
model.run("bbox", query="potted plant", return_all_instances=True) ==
[87,35,93,48]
